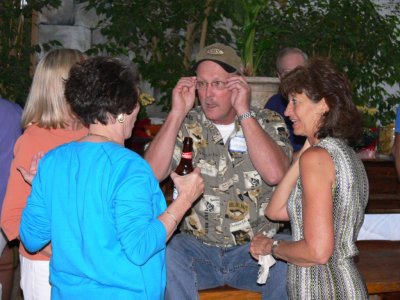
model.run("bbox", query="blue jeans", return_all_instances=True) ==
[165,233,288,300]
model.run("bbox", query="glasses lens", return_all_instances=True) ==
[196,82,206,90]
[212,81,227,90]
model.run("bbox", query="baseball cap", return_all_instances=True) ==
[195,43,243,74]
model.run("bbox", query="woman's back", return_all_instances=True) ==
[21,141,167,299]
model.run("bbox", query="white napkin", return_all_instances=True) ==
[257,231,277,284]
[257,254,276,284]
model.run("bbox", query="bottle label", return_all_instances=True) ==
[181,152,192,159]
[172,186,178,200]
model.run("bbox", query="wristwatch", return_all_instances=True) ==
[271,240,280,257]
[238,111,256,122]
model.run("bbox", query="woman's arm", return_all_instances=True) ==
[252,147,335,267]
[158,168,204,240]
[19,167,51,252]
[266,140,310,221]
[273,147,335,266]
[144,77,196,181]
[115,166,203,265]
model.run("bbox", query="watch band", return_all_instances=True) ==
[238,111,256,122]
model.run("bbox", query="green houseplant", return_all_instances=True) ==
[226,0,269,76]
[80,0,232,113]
[0,0,61,106]
[77,0,399,123]
[255,0,400,125]
[216,0,282,109]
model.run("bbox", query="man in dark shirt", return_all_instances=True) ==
[265,48,308,156]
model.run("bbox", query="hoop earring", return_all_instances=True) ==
[117,114,125,123]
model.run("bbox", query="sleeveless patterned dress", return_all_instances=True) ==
[287,137,369,299]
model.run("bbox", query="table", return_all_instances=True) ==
[358,158,400,241]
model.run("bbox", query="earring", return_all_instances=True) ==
[117,114,125,123]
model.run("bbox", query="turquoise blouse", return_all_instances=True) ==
[20,141,167,299]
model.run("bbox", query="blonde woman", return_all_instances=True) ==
[1,48,87,300]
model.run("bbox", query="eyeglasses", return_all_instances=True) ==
[196,80,228,90]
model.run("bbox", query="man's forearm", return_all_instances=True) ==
[144,111,185,181]
[240,117,290,185]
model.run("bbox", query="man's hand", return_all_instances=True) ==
[171,76,197,116]
[17,151,44,185]
[226,75,251,116]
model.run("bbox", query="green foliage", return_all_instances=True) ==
[0,0,61,107]
[255,0,400,125]
[225,0,270,76]
[83,0,399,124]
[3,0,396,124]
[81,0,232,111]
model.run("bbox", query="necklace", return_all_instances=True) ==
[87,132,113,142]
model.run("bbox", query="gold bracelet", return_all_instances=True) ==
[166,210,178,227]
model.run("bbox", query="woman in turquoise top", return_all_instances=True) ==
[250,58,369,299]
[20,56,204,299]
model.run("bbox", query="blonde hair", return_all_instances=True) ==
[21,48,86,129]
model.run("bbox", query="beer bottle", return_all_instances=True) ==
[172,137,194,200]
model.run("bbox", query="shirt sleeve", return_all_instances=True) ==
[113,162,167,266]
[395,106,400,133]
[258,108,293,159]
[1,133,37,241]
[19,163,51,252]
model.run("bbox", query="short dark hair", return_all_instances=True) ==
[65,56,139,125]
[281,57,362,145]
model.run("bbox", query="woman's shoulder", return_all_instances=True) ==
[300,146,336,183]
[107,145,157,181]
[14,125,47,152]
[301,145,332,163]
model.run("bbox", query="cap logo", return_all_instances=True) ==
[206,48,224,55]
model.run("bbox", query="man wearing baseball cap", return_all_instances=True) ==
[145,43,292,299]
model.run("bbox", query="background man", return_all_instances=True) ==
[265,47,308,157]
[0,98,22,298]
[0,98,22,251]
[145,43,292,299]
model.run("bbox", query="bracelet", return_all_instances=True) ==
[238,111,256,122]
[271,240,280,257]
[165,210,178,227]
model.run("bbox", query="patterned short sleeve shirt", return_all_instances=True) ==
[172,106,292,247]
